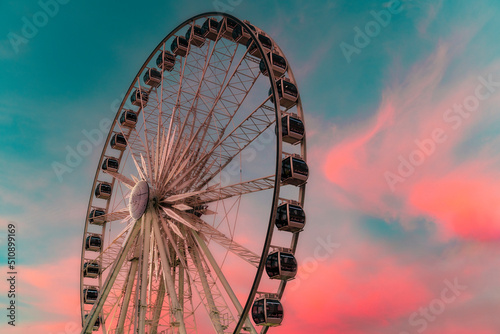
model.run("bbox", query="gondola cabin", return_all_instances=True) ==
[202,18,219,41]
[83,287,99,304]
[119,110,138,128]
[156,50,176,71]
[260,52,287,78]
[252,297,284,326]
[281,114,304,144]
[110,133,127,151]
[218,17,238,39]
[83,261,100,278]
[247,34,273,58]
[269,78,298,109]
[185,25,206,47]
[276,202,305,232]
[143,68,162,88]
[95,182,112,200]
[232,22,256,45]
[85,235,102,252]
[171,36,189,57]
[130,89,149,107]
[265,251,297,280]
[281,155,308,186]
[89,208,106,225]
[102,157,119,172]
[84,314,101,331]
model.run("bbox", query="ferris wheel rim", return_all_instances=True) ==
[79,11,307,334]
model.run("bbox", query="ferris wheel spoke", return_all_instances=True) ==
[116,245,139,334]
[97,208,130,223]
[105,170,136,188]
[82,219,141,334]
[176,211,259,267]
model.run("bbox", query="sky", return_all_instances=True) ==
[1,0,500,333]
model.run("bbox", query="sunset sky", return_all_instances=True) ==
[1,0,500,333]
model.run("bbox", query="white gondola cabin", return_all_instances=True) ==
[110,133,127,151]
[102,157,119,172]
[247,34,273,58]
[94,182,112,199]
[156,50,176,71]
[265,251,297,280]
[232,21,256,45]
[218,17,238,39]
[119,110,138,128]
[171,36,189,57]
[276,202,305,232]
[83,261,100,278]
[185,25,206,47]
[130,89,149,107]
[202,18,219,41]
[269,78,298,109]
[83,287,99,304]
[143,68,162,88]
[85,235,102,252]
[281,155,308,186]
[88,208,106,225]
[252,296,284,326]
[281,114,304,144]
[260,52,287,78]
[84,314,101,331]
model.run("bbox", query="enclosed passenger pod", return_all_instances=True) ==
[252,296,284,326]
[260,52,287,78]
[119,110,138,128]
[83,287,99,304]
[102,157,119,172]
[281,155,309,186]
[156,50,176,71]
[202,18,219,41]
[130,89,149,107]
[266,250,298,280]
[281,113,304,144]
[276,201,305,232]
[171,36,189,57]
[84,314,101,331]
[88,208,106,225]
[247,34,273,58]
[83,261,100,278]
[94,182,112,200]
[269,78,298,109]
[110,133,127,151]
[143,68,162,88]
[85,235,102,252]
[232,21,256,45]
[185,25,206,47]
[218,17,238,39]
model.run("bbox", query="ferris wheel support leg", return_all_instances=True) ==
[81,220,141,334]
[192,230,257,334]
[188,238,225,334]
[138,210,152,334]
[151,212,188,334]
[116,248,140,334]
[150,274,166,334]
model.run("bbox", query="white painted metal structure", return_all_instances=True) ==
[80,12,307,334]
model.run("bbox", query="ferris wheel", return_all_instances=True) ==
[80,12,308,334]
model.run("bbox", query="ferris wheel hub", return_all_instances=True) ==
[128,180,150,220]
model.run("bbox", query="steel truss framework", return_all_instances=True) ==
[80,12,306,334]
